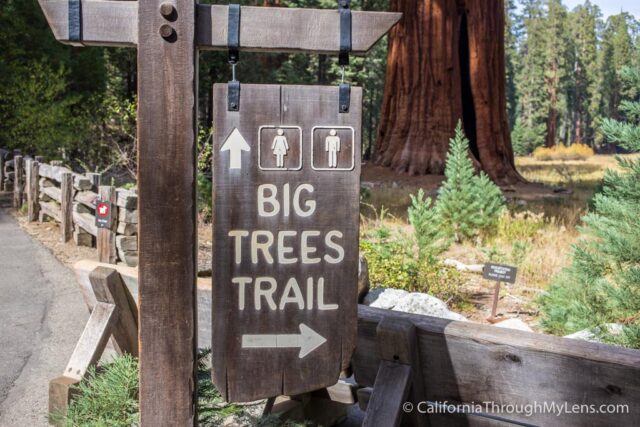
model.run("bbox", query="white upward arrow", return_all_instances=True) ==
[220,128,250,170]
[241,324,327,359]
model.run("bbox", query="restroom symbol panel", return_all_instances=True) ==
[258,125,303,171]
[311,126,355,171]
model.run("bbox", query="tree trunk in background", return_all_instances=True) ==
[374,0,523,186]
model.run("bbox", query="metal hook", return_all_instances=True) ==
[231,62,237,82]
[341,66,346,84]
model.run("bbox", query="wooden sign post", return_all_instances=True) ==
[212,84,361,402]
[37,0,399,424]
[483,263,517,322]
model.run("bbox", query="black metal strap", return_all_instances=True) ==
[339,83,350,114]
[338,0,351,66]
[228,4,241,111]
[228,4,241,64]
[228,80,240,112]
[68,0,82,43]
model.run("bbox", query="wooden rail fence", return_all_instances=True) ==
[1,149,139,266]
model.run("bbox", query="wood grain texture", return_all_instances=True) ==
[137,0,198,424]
[48,375,80,423]
[362,361,412,427]
[38,1,399,54]
[97,186,117,264]
[26,160,40,222]
[39,201,62,222]
[90,267,139,357]
[60,172,74,242]
[12,155,23,209]
[63,302,117,381]
[37,0,137,47]
[354,305,640,426]
[212,84,361,402]
[197,5,401,54]
[73,210,98,237]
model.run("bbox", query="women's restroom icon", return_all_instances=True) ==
[272,128,289,168]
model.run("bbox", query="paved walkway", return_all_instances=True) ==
[0,193,87,426]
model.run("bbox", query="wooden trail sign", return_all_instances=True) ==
[38,0,399,423]
[212,84,361,402]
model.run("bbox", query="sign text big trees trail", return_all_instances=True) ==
[212,84,361,402]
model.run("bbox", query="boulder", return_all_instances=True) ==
[392,293,468,322]
[493,318,533,332]
[363,288,408,309]
[564,323,624,343]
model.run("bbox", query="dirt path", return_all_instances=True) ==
[0,193,87,426]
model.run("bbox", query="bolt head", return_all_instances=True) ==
[159,3,176,17]
[159,24,175,39]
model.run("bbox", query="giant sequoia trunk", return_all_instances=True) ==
[374,0,523,185]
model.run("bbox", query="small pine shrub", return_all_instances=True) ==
[407,189,450,261]
[539,67,640,348]
[436,122,505,242]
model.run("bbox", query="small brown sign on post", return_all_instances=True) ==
[212,84,361,402]
[484,263,517,321]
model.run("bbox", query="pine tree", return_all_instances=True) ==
[540,67,640,349]
[436,122,505,242]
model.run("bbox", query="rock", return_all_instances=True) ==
[443,258,484,274]
[357,256,370,303]
[493,318,533,332]
[564,323,624,343]
[363,288,408,309]
[392,293,468,322]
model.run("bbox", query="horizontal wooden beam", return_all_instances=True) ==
[38,1,400,54]
[354,305,640,426]
[38,0,137,47]
[197,5,401,54]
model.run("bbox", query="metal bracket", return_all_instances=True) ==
[68,0,83,45]
[228,4,241,111]
[339,83,351,114]
[338,0,352,66]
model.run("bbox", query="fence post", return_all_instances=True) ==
[97,186,117,264]
[60,172,74,242]
[25,160,40,222]
[13,155,24,209]
[86,173,101,193]
[0,151,5,192]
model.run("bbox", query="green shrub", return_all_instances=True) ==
[436,122,505,242]
[407,189,450,261]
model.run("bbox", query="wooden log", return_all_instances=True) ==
[63,302,117,381]
[137,0,198,423]
[362,361,412,427]
[89,267,139,356]
[117,248,139,268]
[74,227,94,247]
[116,235,137,252]
[37,0,137,47]
[196,5,402,55]
[116,188,137,209]
[73,211,98,237]
[86,173,101,192]
[48,376,80,424]
[75,190,98,210]
[0,151,4,191]
[97,186,117,264]
[26,160,40,222]
[40,185,62,203]
[13,155,23,208]
[38,163,72,182]
[117,208,138,224]
[73,201,92,214]
[39,201,62,222]
[37,1,401,55]
[50,160,64,167]
[73,174,93,191]
[39,177,55,188]
[117,222,138,236]
[60,172,74,242]
[353,305,640,426]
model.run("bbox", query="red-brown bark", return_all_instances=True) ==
[374,0,523,185]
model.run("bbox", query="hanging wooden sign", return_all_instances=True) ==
[212,84,362,402]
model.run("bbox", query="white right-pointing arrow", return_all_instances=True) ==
[241,323,327,359]
[220,128,250,170]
